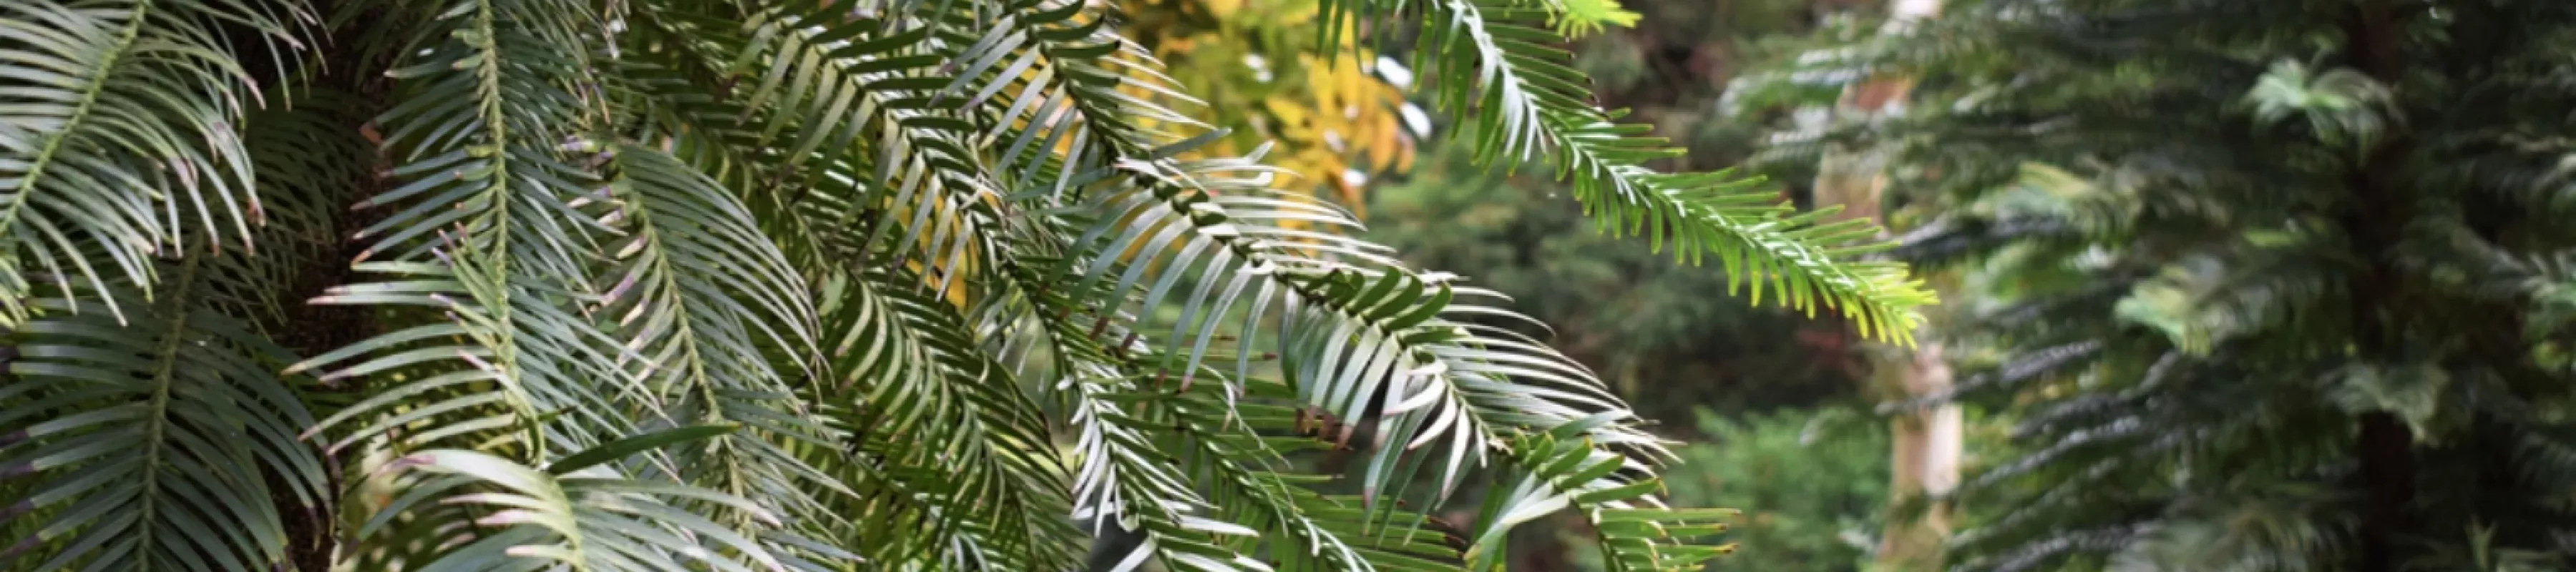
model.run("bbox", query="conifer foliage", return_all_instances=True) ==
[0,0,1924,569]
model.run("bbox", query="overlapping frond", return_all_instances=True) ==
[0,1,338,568]
[296,0,839,568]
[355,443,828,572]
[306,0,627,460]
[591,142,849,563]
[813,268,1082,569]
[985,245,1452,572]
[0,0,308,324]
[864,0,1757,565]
[0,254,328,571]
[1469,427,1738,571]
[723,0,1017,291]
[980,103,1731,572]
[0,0,1818,567]
[1152,375,1469,571]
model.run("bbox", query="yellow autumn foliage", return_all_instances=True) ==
[1116,0,1418,221]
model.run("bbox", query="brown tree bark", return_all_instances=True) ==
[1811,1,1948,568]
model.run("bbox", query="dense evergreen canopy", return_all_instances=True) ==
[1777,1,2576,569]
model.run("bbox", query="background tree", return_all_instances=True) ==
[1659,411,1892,572]
[1762,0,2576,569]
[1800,0,1955,567]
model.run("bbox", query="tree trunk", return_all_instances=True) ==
[1820,137,1956,571]
[1870,342,1955,570]
[2338,2,2417,570]
[1813,1,1948,568]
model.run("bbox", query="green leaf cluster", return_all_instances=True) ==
[0,0,1928,569]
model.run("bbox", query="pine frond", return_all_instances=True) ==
[1468,428,1739,572]
[1324,0,1933,342]
[982,217,1439,571]
[595,142,844,562]
[1063,362,1275,572]
[1003,139,1732,568]
[307,0,630,458]
[354,442,825,571]
[813,269,1083,569]
[0,0,1812,566]
[0,253,328,571]
[0,0,311,324]
[892,0,1752,561]
[1156,378,1470,571]
[718,1,1013,291]
[298,0,823,568]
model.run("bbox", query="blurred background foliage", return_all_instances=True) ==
[1119,0,1420,214]
[1649,410,1892,572]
